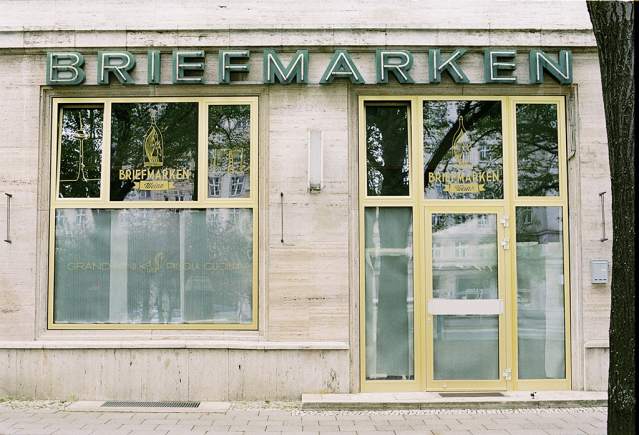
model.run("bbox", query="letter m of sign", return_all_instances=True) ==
[263,50,309,84]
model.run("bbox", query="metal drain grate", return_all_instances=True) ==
[439,392,504,397]
[101,401,201,408]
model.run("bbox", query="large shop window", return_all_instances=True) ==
[360,96,570,391]
[49,98,258,329]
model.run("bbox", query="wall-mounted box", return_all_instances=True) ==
[591,260,609,284]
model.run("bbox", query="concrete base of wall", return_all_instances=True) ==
[0,348,350,401]
[584,346,609,391]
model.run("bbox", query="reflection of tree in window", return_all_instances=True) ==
[110,103,198,202]
[423,100,502,199]
[516,104,560,197]
[58,107,103,198]
[366,105,410,196]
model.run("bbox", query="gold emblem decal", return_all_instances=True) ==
[452,116,473,170]
[143,114,163,167]
[427,115,501,195]
[60,113,101,183]
[141,253,164,273]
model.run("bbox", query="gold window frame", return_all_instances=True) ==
[359,95,571,392]
[48,97,259,330]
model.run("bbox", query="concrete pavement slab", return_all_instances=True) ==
[0,399,608,434]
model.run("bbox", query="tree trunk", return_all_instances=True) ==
[586,2,635,434]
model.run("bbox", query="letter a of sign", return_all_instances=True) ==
[320,50,365,84]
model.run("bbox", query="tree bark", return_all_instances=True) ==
[586,2,635,434]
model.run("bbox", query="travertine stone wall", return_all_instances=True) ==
[0,0,612,399]
[0,347,348,400]
[0,0,593,31]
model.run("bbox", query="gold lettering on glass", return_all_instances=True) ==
[60,113,101,183]
[144,114,164,167]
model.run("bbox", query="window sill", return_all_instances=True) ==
[0,340,349,350]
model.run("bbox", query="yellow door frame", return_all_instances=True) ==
[359,95,571,392]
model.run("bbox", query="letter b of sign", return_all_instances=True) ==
[47,52,86,85]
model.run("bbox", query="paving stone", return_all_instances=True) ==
[166,430,209,435]
[0,404,611,434]
[89,431,135,435]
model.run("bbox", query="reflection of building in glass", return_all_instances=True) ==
[432,214,498,300]
[53,207,253,326]
[208,173,250,198]
[123,179,195,201]
[364,208,414,381]
[516,206,565,379]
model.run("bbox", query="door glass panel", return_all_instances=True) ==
[58,107,104,198]
[366,105,410,197]
[364,207,414,380]
[516,104,560,197]
[432,213,499,380]
[423,101,503,199]
[110,103,199,202]
[433,315,499,380]
[516,206,566,379]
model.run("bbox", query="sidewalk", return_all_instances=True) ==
[301,390,608,410]
[0,393,608,435]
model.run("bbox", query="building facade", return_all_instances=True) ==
[0,1,612,400]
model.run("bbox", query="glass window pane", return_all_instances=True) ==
[516,206,566,379]
[53,208,253,325]
[432,214,498,300]
[424,101,503,199]
[424,101,504,199]
[366,105,410,196]
[516,104,560,197]
[208,105,251,198]
[110,103,198,202]
[364,207,414,380]
[58,107,103,198]
[433,315,499,380]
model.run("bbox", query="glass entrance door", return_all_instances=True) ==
[426,209,507,390]
[360,96,571,393]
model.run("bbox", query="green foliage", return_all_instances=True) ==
[423,100,502,199]
[515,104,560,197]
[366,105,410,196]
[110,103,199,201]
[58,107,103,198]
